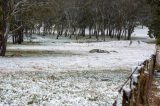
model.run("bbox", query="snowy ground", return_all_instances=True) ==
[131,26,155,43]
[1,41,155,72]
[0,70,129,106]
[0,27,156,106]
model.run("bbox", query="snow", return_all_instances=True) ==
[130,65,144,89]
[0,40,155,105]
[123,87,131,99]
[131,74,140,89]
[132,26,149,38]
[0,70,128,106]
[0,41,155,73]
[0,31,156,106]
[131,66,144,74]
[131,26,155,42]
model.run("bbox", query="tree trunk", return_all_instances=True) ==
[0,23,10,56]
[127,27,132,40]
[0,0,9,56]
[89,27,92,38]
[0,37,7,56]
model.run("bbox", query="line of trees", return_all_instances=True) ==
[147,0,160,43]
[0,0,152,56]
[24,0,150,41]
[0,0,56,56]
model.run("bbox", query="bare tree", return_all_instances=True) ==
[0,0,57,56]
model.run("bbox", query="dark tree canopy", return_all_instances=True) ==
[147,0,160,40]
[0,0,154,56]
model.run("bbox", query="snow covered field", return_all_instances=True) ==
[1,41,155,72]
[0,70,129,106]
[0,27,156,106]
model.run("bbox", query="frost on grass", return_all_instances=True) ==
[0,35,156,105]
[0,70,129,106]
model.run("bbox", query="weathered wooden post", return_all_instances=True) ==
[156,45,160,70]
[120,54,156,106]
